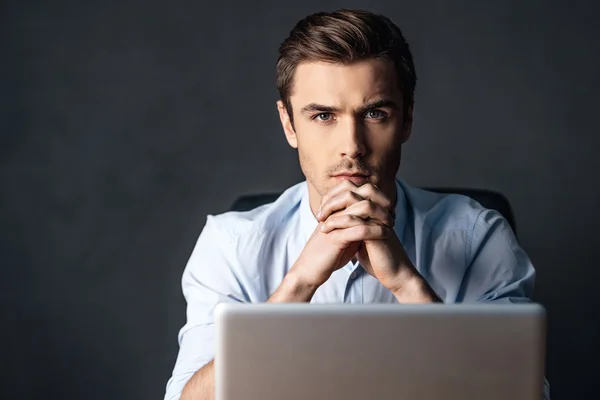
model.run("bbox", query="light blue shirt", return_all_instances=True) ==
[165,179,549,399]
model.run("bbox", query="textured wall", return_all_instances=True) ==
[2,1,598,398]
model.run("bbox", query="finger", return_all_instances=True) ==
[342,199,395,228]
[319,180,358,209]
[320,213,370,233]
[331,224,389,244]
[320,182,395,220]
[353,183,394,214]
[318,190,364,221]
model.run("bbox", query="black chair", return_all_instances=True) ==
[230,187,517,238]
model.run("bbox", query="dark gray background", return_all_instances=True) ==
[2,0,598,399]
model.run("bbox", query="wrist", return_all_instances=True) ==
[390,271,440,304]
[268,268,320,303]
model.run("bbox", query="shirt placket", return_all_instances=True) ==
[343,263,363,304]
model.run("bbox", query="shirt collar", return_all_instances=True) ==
[299,179,408,245]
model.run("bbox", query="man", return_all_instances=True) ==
[165,9,549,400]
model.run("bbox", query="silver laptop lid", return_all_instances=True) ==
[215,303,545,400]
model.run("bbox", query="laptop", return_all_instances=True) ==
[215,303,546,400]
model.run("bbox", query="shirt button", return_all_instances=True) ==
[349,271,357,279]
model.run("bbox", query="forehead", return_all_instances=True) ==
[290,59,401,108]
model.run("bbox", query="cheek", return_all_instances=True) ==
[297,146,316,176]
[297,132,331,168]
[367,127,401,154]
[365,131,403,171]
[298,146,325,177]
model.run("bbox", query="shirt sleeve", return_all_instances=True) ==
[463,209,550,399]
[461,209,536,303]
[164,216,248,400]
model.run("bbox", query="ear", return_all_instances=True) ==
[400,105,414,144]
[277,100,298,149]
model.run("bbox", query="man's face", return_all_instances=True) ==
[277,59,412,203]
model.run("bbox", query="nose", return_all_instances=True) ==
[338,118,366,159]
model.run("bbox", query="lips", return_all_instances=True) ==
[332,172,371,178]
[332,172,371,185]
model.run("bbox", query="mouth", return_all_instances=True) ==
[331,172,372,185]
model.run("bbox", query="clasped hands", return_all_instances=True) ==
[291,180,438,303]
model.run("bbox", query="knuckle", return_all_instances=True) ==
[343,191,355,202]
[324,228,337,241]
[355,224,369,236]
[366,200,376,212]
[363,183,375,193]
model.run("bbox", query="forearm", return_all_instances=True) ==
[268,268,320,303]
[181,359,215,400]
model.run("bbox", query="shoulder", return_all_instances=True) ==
[400,180,491,234]
[204,181,306,242]
[183,182,306,290]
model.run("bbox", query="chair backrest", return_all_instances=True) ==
[230,187,517,237]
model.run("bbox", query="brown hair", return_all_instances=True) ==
[276,9,417,123]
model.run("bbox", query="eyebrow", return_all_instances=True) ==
[299,99,398,115]
[357,99,398,115]
[300,103,340,114]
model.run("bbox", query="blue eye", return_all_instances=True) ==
[366,110,387,119]
[314,113,332,121]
